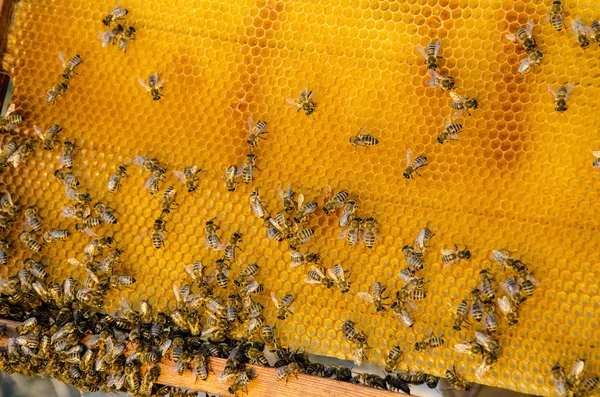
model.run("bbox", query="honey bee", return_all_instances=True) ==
[64,187,92,207]
[98,24,124,46]
[110,275,136,287]
[426,69,455,91]
[75,214,103,235]
[448,298,470,331]
[506,19,538,53]
[551,364,568,397]
[382,345,403,373]
[151,218,166,249]
[293,194,318,224]
[7,142,33,167]
[54,168,80,188]
[0,141,18,168]
[192,353,212,382]
[449,91,479,120]
[43,229,71,243]
[568,360,588,391]
[116,25,136,52]
[145,168,166,195]
[134,155,159,171]
[479,270,495,302]
[445,365,471,391]
[517,266,540,296]
[229,369,257,395]
[414,226,434,254]
[234,262,259,287]
[339,216,362,246]
[239,153,256,184]
[483,301,498,333]
[490,249,524,271]
[271,292,294,320]
[295,226,314,245]
[277,184,296,213]
[362,217,379,249]
[497,296,519,325]
[205,219,221,250]
[416,40,441,70]
[518,49,544,74]
[270,211,293,239]
[398,268,425,290]
[159,186,178,215]
[174,165,201,192]
[577,376,599,397]
[58,52,82,80]
[214,258,230,288]
[403,149,427,179]
[249,190,267,219]
[286,87,317,116]
[102,4,128,26]
[138,73,164,100]
[349,125,379,148]
[339,199,357,228]
[437,120,463,144]
[223,232,242,261]
[499,276,526,305]
[0,103,23,132]
[84,236,113,257]
[544,1,566,31]
[470,289,484,322]
[304,266,333,288]
[46,82,68,105]
[414,330,444,352]
[592,21,600,45]
[0,239,8,265]
[20,231,43,252]
[328,263,350,293]
[323,187,348,215]
[247,117,268,149]
[94,202,118,224]
[23,206,43,232]
[402,245,424,271]
[289,250,320,268]
[549,83,575,113]
[357,282,389,312]
[34,124,62,151]
[59,140,75,169]
[107,164,128,193]
[572,19,592,49]
[441,245,471,266]
[224,165,241,192]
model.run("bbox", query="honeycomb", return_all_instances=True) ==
[1,0,600,395]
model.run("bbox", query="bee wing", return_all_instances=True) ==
[143,174,157,190]
[571,20,584,36]
[565,82,575,100]
[297,193,304,210]
[441,248,457,255]
[310,265,326,278]
[304,277,324,285]
[497,296,513,314]
[426,69,443,87]
[270,292,281,308]
[453,342,473,354]
[326,267,338,282]
[398,271,413,284]
[277,187,285,202]
[118,37,130,52]
[406,148,413,165]
[527,273,541,287]
[67,258,85,267]
[415,44,428,59]
[33,125,45,141]
[357,125,368,136]
[285,97,299,107]
[357,292,374,303]
[525,19,534,37]
[452,108,467,121]
[405,300,417,311]
[338,226,350,239]
[504,33,517,42]
[269,217,284,232]
[137,78,151,91]
[173,170,187,183]
[58,51,67,67]
[433,39,441,56]
[542,13,550,25]
[97,31,113,47]
[247,116,254,133]
[476,362,491,380]
[547,84,558,99]
[305,88,314,100]
[592,151,600,158]
[449,91,465,103]
[4,103,15,117]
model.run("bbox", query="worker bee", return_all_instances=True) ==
[543,1,566,31]
[205,219,221,250]
[233,262,259,287]
[247,117,268,148]
[403,149,427,179]
[134,155,160,171]
[0,103,22,133]
[223,232,242,261]
[304,266,333,288]
[54,168,80,188]
[93,202,117,224]
[0,141,19,166]
[517,266,540,296]
[20,231,43,252]
[174,165,200,192]
[277,184,296,213]
[416,40,441,70]
[249,190,267,219]
[98,24,123,46]
[362,217,378,249]
[295,226,314,245]
[341,320,364,343]
[357,282,389,312]
[289,250,320,268]
[286,87,317,116]
[383,345,403,373]
[138,73,164,100]
[323,187,348,215]
[229,369,257,395]
[213,259,230,288]
[506,19,538,53]
[151,218,166,249]
[271,292,294,320]
[497,296,519,325]
[58,52,82,80]
[7,142,33,167]
[448,298,470,331]
[572,18,592,49]
[470,289,484,322]
[224,165,241,192]
[293,194,318,224]
[59,141,75,169]
[270,211,293,239]
[116,25,136,52]
[518,49,544,74]
[45,82,68,105]
[441,245,471,266]
[339,199,357,228]
[499,277,526,305]
[426,69,455,91]
[191,353,212,382]
[84,236,113,257]
[64,187,92,207]
[349,125,379,148]
[568,359,587,391]
[339,216,362,246]
[402,245,424,271]
[107,164,128,193]
[398,268,426,290]
[414,226,434,254]
[75,214,103,235]
[414,330,444,352]
[0,239,8,265]
[437,120,463,144]
[403,285,427,301]
[450,91,479,120]
[548,83,575,113]
[479,270,495,302]
[159,186,177,215]
[240,153,257,184]
[445,365,471,391]
[110,275,136,287]
[551,364,568,397]
[490,249,524,271]
[23,206,43,232]
[34,123,62,150]
[102,4,128,26]
[592,20,600,45]
[43,229,71,243]
[328,263,350,293]
[144,168,166,195]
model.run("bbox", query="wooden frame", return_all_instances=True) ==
[0,0,15,106]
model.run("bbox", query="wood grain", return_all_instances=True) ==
[0,319,414,397]
[0,0,14,107]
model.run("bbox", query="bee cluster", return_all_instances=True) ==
[97,5,136,53]
[45,52,82,106]
[552,359,599,397]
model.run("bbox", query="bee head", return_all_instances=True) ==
[402,170,411,179]
[102,17,112,26]
[467,98,479,109]
[437,136,445,144]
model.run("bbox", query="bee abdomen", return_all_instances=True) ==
[358,135,379,146]
[551,15,564,31]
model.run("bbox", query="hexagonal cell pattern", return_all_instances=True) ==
[1,0,600,395]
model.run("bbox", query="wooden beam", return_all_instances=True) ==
[0,0,14,108]
[0,319,414,397]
